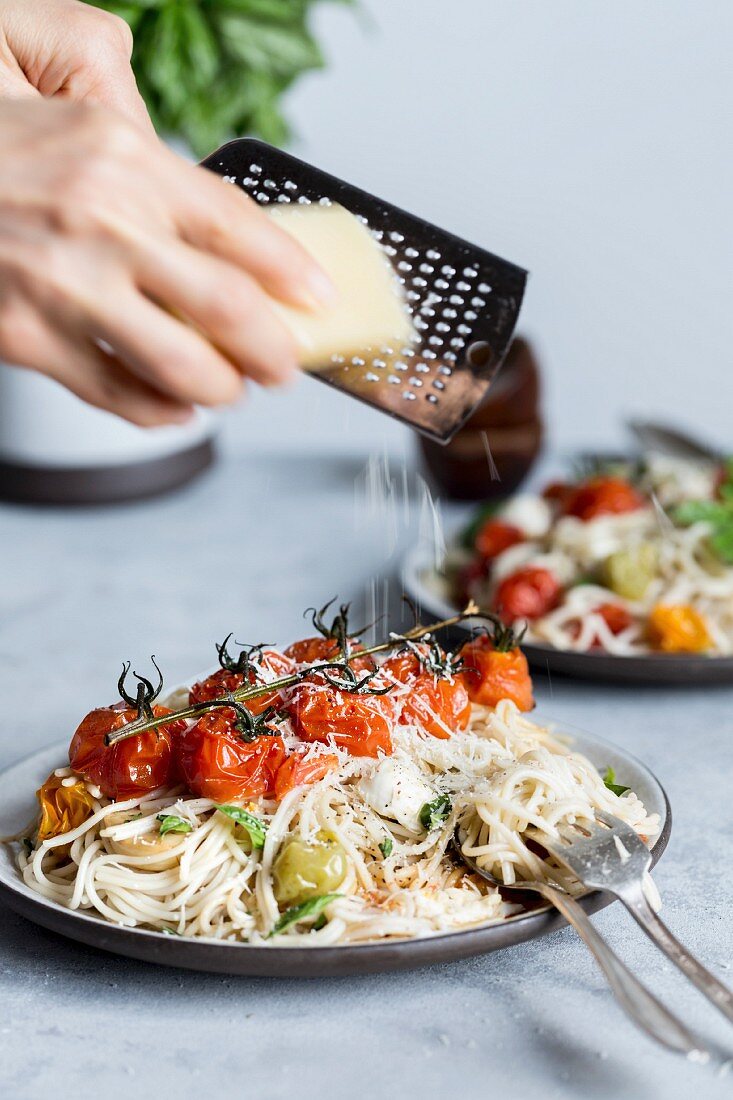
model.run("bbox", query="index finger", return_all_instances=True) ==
[168,157,337,312]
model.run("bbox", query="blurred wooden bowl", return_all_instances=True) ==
[418,336,543,501]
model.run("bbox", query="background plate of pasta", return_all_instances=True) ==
[406,453,733,683]
[0,606,669,976]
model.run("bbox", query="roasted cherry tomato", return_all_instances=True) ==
[570,603,635,649]
[382,650,471,739]
[284,636,373,676]
[595,603,634,635]
[459,633,534,711]
[475,519,524,560]
[289,686,393,758]
[36,773,96,843]
[189,648,293,717]
[179,710,286,803]
[274,752,339,801]
[494,566,562,623]
[561,476,645,522]
[69,703,184,800]
[647,604,711,654]
[543,480,572,505]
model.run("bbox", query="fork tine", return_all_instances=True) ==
[543,814,733,1043]
[593,810,621,828]
[553,813,647,851]
[553,816,611,847]
[594,810,650,850]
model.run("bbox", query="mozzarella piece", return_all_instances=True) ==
[266,203,414,368]
[642,454,718,507]
[358,758,434,834]
[490,541,577,586]
[102,811,183,868]
[552,512,655,569]
[498,494,552,538]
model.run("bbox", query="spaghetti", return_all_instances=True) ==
[14,696,657,944]
[448,454,733,656]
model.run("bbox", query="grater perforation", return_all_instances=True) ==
[203,139,527,444]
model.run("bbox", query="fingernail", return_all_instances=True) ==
[300,266,338,311]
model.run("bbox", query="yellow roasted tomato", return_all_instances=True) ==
[647,604,712,654]
[272,832,347,908]
[36,773,96,843]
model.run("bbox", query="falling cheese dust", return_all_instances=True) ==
[480,430,501,482]
[353,449,447,644]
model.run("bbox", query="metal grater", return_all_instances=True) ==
[202,139,528,444]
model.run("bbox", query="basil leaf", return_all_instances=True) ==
[379,837,393,858]
[157,814,192,836]
[88,0,355,158]
[419,794,452,832]
[100,4,145,31]
[673,493,733,565]
[216,805,268,849]
[710,524,733,564]
[141,4,190,114]
[178,3,219,86]
[161,927,181,936]
[603,767,630,797]
[674,500,729,526]
[267,893,341,938]
[216,15,323,77]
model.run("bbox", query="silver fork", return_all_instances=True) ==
[542,811,733,1028]
[455,830,709,1057]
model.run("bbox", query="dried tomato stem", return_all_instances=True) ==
[105,602,480,747]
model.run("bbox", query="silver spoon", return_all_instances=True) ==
[452,829,709,1059]
[625,419,723,463]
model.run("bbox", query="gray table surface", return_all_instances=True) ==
[1,386,732,1100]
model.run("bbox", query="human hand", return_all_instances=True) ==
[0,97,334,425]
[0,0,152,129]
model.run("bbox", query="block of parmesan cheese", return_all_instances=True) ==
[266,202,414,369]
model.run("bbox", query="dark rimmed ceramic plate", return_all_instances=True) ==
[403,543,733,685]
[0,737,669,977]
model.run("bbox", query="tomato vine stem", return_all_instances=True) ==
[104,602,481,747]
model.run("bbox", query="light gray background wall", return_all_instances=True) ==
[236,0,733,458]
